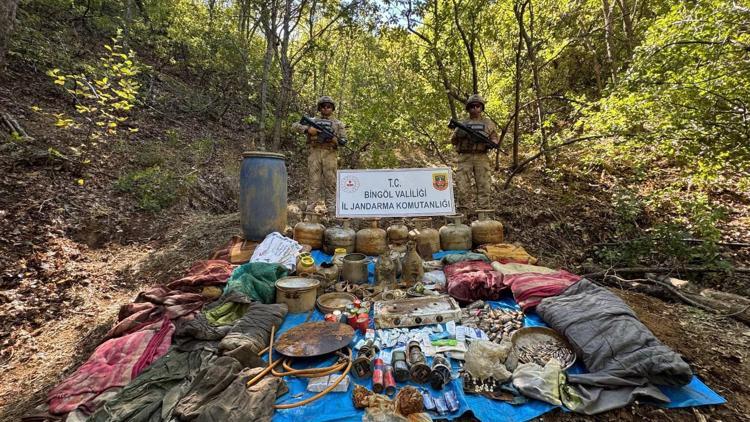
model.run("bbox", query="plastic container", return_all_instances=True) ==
[239,151,287,241]
[439,214,472,251]
[471,209,504,247]
[275,276,320,313]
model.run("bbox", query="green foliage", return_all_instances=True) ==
[46,31,142,139]
[115,165,193,212]
[599,188,726,267]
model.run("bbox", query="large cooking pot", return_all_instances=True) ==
[341,253,370,284]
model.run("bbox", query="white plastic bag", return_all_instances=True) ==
[464,339,512,381]
[512,359,563,405]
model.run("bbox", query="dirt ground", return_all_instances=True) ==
[0,234,748,421]
[2,63,750,422]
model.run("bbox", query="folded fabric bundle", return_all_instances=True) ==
[479,243,537,264]
[166,260,234,292]
[224,262,289,304]
[204,291,253,326]
[250,231,303,271]
[219,301,288,363]
[504,270,581,311]
[444,260,505,303]
[211,235,258,264]
[490,262,558,276]
[537,279,693,414]
[87,348,218,422]
[440,252,491,265]
[107,287,207,338]
[175,357,286,422]
[47,318,174,415]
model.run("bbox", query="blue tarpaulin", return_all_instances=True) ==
[269,250,725,422]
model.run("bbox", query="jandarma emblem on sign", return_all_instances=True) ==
[342,175,360,192]
[432,172,448,191]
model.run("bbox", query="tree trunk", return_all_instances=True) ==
[520,0,550,167]
[601,0,616,84]
[258,2,278,150]
[271,0,293,151]
[0,0,19,68]
[512,0,525,170]
[452,0,478,94]
[616,0,635,57]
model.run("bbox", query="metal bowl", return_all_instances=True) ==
[510,326,576,370]
[317,292,358,314]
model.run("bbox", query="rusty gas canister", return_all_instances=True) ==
[471,209,504,247]
[401,241,424,287]
[356,219,387,256]
[294,212,325,249]
[409,218,440,259]
[324,219,356,254]
[386,219,409,247]
[439,215,472,251]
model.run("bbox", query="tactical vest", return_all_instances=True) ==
[308,118,337,149]
[457,121,490,153]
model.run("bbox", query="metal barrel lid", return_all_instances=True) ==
[275,276,320,291]
[242,151,286,160]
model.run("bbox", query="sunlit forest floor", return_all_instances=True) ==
[1,59,749,422]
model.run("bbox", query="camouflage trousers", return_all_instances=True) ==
[308,147,338,212]
[455,152,492,210]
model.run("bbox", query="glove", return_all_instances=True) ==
[307,127,319,136]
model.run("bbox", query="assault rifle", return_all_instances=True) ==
[448,118,498,150]
[300,116,348,146]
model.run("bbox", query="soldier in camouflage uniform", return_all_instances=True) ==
[450,94,499,211]
[291,96,348,213]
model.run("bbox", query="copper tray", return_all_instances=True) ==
[274,321,355,358]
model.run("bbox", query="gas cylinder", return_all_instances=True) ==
[471,209,504,247]
[375,252,397,289]
[439,215,472,251]
[293,212,325,249]
[401,240,424,287]
[324,219,356,254]
[356,219,387,256]
[409,218,440,259]
[386,219,409,247]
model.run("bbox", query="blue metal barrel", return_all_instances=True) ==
[240,151,288,241]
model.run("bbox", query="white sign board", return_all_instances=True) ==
[336,168,455,218]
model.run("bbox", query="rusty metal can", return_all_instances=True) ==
[324,313,336,322]
[392,350,410,382]
[384,365,396,395]
[372,358,385,393]
[356,314,369,334]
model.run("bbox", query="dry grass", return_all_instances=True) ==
[130,212,242,284]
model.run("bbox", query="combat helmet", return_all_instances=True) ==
[465,94,486,111]
[317,95,336,110]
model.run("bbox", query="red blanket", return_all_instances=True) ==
[445,260,506,303]
[166,260,233,292]
[48,318,174,414]
[107,287,206,338]
[504,270,581,311]
[106,260,233,338]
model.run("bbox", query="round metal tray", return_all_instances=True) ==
[510,326,576,370]
[317,292,357,314]
[274,322,354,358]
